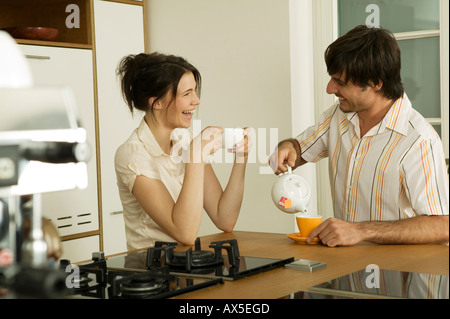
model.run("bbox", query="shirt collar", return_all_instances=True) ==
[346,92,411,137]
[384,92,411,136]
[137,118,165,157]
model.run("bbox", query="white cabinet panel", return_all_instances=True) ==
[18,45,99,237]
[61,235,100,263]
[94,0,145,255]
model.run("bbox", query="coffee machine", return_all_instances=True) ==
[0,31,90,298]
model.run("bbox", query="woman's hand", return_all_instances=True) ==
[231,127,252,163]
[190,126,224,164]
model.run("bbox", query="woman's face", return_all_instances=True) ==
[159,72,200,129]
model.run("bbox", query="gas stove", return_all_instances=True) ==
[64,251,223,299]
[66,238,294,299]
[107,267,223,299]
[107,238,294,281]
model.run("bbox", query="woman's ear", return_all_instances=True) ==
[149,97,161,109]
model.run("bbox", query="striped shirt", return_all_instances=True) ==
[297,93,449,222]
[333,269,448,298]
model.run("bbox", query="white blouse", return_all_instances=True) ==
[115,118,189,250]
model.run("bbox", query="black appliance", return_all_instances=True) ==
[64,251,223,299]
[107,267,223,299]
[107,238,295,281]
[65,238,293,299]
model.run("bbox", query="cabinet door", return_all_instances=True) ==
[19,45,99,237]
[61,235,100,263]
[94,0,145,255]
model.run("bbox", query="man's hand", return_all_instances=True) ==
[268,139,304,174]
[307,218,366,247]
[308,215,449,246]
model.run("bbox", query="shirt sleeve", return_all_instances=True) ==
[296,103,338,163]
[400,131,449,216]
[115,142,161,194]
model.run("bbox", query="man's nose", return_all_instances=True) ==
[326,79,337,95]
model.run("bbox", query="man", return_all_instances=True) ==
[269,25,449,247]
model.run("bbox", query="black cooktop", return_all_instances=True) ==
[106,238,294,281]
[67,251,223,299]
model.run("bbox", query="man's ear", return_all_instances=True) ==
[372,80,383,92]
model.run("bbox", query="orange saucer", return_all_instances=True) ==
[287,232,320,244]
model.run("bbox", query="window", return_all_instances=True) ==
[337,0,448,156]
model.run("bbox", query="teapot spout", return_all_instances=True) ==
[295,204,308,213]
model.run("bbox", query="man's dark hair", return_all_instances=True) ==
[325,25,404,100]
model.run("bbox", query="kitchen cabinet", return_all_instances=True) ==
[0,0,92,49]
[61,235,99,262]
[18,45,99,239]
[2,0,146,262]
[94,0,145,255]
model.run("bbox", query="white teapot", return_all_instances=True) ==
[271,166,311,214]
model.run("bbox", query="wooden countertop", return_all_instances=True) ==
[175,231,449,299]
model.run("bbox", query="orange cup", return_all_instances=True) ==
[296,215,322,238]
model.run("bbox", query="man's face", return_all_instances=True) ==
[326,72,378,114]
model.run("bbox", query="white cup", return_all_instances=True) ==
[222,128,244,150]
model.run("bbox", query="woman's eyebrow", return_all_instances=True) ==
[180,87,195,94]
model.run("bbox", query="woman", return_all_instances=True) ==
[115,52,251,250]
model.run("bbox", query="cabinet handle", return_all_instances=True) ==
[110,211,123,215]
[25,55,51,60]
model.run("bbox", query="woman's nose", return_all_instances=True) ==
[192,92,200,105]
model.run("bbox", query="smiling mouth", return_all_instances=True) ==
[337,96,346,103]
[182,110,195,121]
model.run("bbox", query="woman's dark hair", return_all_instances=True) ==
[325,25,404,100]
[116,52,201,113]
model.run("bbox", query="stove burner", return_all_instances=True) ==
[107,267,224,299]
[172,249,216,266]
[148,238,237,271]
[120,274,167,298]
[108,268,171,299]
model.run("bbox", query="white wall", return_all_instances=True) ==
[288,0,320,224]
[146,0,318,235]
